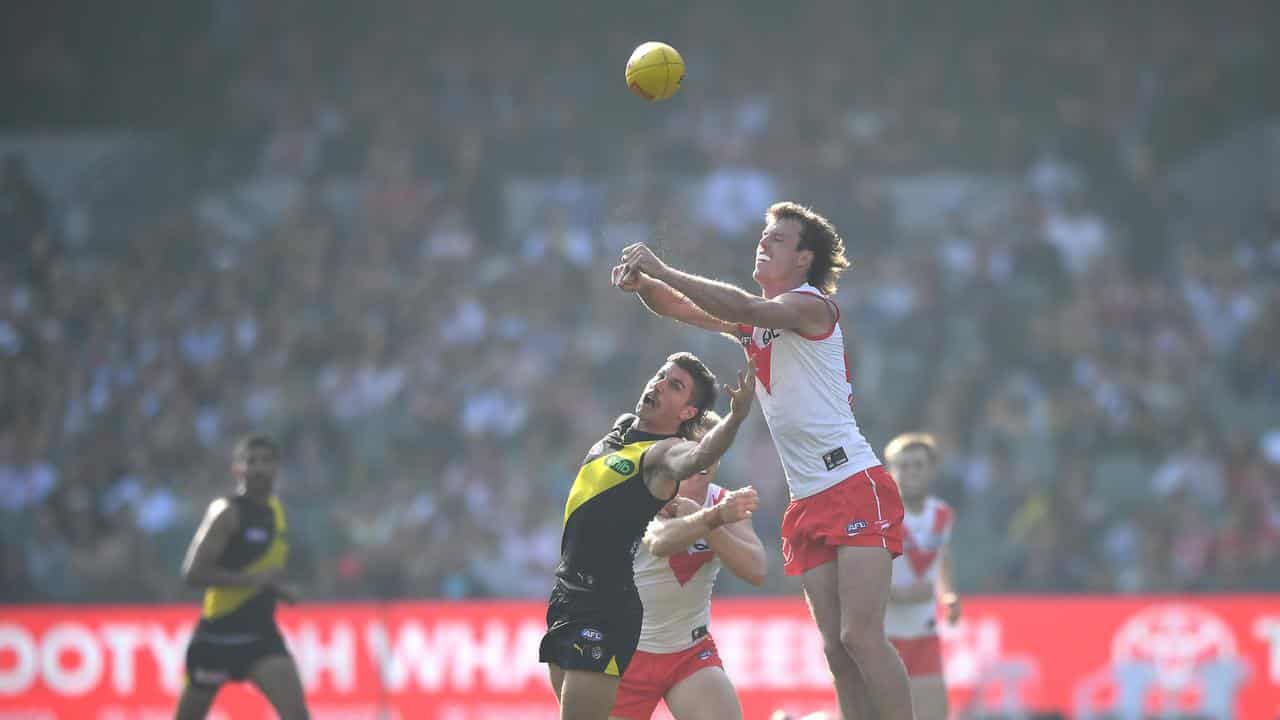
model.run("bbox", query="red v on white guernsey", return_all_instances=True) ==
[736,282,880,500]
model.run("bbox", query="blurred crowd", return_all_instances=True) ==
[2,1,1279,603]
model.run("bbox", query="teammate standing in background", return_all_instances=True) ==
[611,410,766,720]
[175,434,309,720]
[884,432,959,720]
[541,353,756,720]
[614,201,912,720]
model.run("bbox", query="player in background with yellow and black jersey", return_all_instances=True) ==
[174,434,309,720]
[541,352,758,720]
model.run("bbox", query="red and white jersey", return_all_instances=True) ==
[737,282,879,500]
[633,483,726,653]
[886,496,955,638]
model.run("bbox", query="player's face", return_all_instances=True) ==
[234,446,279,496]
[636,361,699,431]
[753,217,811,288]
[888,446,935,502]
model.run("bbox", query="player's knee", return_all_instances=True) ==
[838,618,886,661]
[820,635,857,673]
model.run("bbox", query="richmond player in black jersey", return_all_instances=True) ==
[175,435,308,720]
[540,352,757,720]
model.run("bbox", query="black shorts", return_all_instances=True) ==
[184,628,290,689]
[538,580,643,677]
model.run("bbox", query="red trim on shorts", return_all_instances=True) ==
[787,290,840,340]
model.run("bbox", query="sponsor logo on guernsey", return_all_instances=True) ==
[822,446,849,471]
[604,454,635,475]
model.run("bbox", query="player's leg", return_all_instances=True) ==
[549,662,568,703]
[663,665,743,720]
[174,684,218,720]
[801,557,871,720]
[835,545,913,720]
[558,668,621,720]
[247,654,310,720]
[909,676,948,720]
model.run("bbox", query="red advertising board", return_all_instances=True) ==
[1,596,1277,719]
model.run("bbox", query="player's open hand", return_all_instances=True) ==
[611,263,644,292]
[716,486,759,525]
[620,242,670,280]
[725,357,757,419]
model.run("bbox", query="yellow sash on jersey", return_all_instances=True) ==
[201,497,288,620]
[563,441,657,526]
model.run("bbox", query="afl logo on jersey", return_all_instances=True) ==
[245,527,269,543]
[604,454,635,476]
[760,329,783,346]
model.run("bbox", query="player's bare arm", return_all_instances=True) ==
[620,243,833,336]
[936,543,960,624]
[642,487,759,559]
[704,507,768,586]
[612,264,739,336]
[181,499,282,590]
[641,359,756,501]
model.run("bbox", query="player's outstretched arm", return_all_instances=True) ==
[643,487,759,560]
[612,264,738,336]
[620,243,832,335]
[181,499,282,590]
[641,359,757,501]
